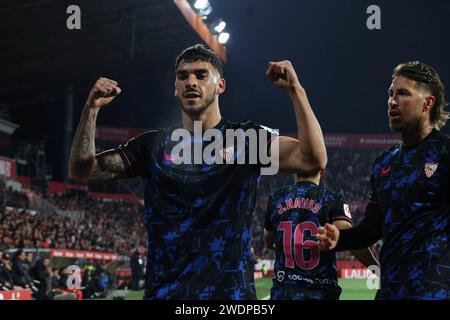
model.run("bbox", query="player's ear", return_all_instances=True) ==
[174,88,178,96]
[423,95,435,112]
[174,81,179,97]
[217,78,226,95]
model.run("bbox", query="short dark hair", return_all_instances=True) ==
[175,44,224,77]
[393,61,449,130]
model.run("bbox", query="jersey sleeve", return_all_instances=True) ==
[334,164,383,251]
[258,124,280,150]
[245,121,280,172]
[334,200,383,251]
[116,130,160,178]
[330,191,353,224]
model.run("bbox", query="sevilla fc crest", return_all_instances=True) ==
[424,163,438,178]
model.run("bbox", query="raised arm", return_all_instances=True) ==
[68,77,127,184]
[266,60,327,174]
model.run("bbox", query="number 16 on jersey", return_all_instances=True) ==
[278,221,320,270]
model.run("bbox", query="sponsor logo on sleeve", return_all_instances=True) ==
[343,203,352,219]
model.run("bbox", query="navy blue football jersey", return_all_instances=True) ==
[265,181,352,299]
[369,129,449,299]
[116,119,276,299]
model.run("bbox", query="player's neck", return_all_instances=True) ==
[296,176,320,185]
[182,105,222,132]
[401,120,433,147]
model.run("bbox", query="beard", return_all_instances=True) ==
[389,119,404,132]
[389,115,421,132]
[179,91,216,116]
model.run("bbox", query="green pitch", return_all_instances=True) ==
[338,278,377,300]
[255,277,377,300]
[106,278,376,300]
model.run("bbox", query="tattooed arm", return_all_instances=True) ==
[68,77,127,184]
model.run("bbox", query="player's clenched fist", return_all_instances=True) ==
[266,60,302,92]
[316,223,340,250]
[86,77,121,109]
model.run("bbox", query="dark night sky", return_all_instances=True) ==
[87,0,450,134]
[212,0,450,134]
[8,0,450,180]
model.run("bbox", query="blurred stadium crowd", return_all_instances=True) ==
[0,248,112,299]
[0,148,381,299]
[0,187,146,255]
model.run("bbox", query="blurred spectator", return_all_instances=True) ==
[30,257,52,299]
[130,247,144,291]
[23,252,34,277]
[12,249,38,294]
[50,268,61,291]
[12,250,30,286]
[93,263,110,298]
[0,252,23,290]
[82,267,95,298]
[49,267,77,300]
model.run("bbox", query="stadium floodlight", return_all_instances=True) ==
[192,0,212,17]
[194,0,209,10]
[213,20,226,33]
[218,32,229,44]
